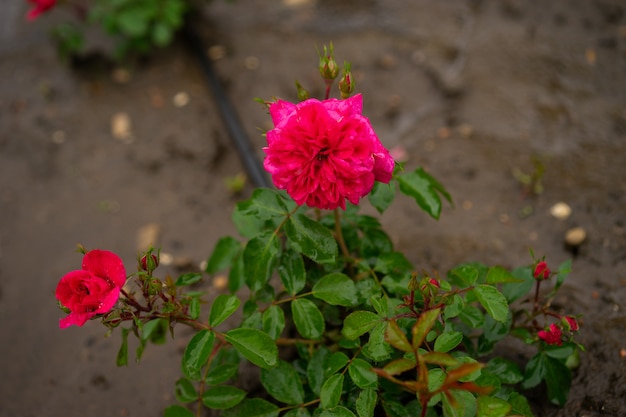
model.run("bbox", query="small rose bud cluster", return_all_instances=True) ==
[319,43,339,81]
[537,316,580,346]
[533,260,551,280]
[338,62,354,99]
[139,249,159,274]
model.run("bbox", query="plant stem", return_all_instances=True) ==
[334,209,351,261]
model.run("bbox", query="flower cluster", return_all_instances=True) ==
[55,250,126,328]
[263,94,395,210]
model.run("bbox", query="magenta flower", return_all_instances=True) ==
[533,261,550,280]
[263,94,395,210]
[26,0,56,21]
[538,323,563,346]
[564,316,579,332]
[55,250,126,328]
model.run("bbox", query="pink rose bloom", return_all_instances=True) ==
[564,316,579,332]
[26,0,56,20]
[55,250,126,328]
[538,323,563,346]
[533,261,550,280]
[263,94,395,210]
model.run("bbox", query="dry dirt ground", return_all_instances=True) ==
[1,1,625,416]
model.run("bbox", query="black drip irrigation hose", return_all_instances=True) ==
[182,22,272,189]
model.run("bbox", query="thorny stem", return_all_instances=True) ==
[334,209,352,261]
[324,79,333,100]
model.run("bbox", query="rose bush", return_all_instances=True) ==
[55,249,126,328]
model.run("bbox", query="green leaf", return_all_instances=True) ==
[443,294,464,319]
[209,294,241,327]
[116,327,129,367]
[373,252,414,275]
[205,363,238,385]
[447,264,480,287]
[522,352,546,389]
[318,406,356,417]
[342,311,381,340]
[501,266,535,303]
[434,331,463,353]
[396,167,452,220]
[320,373,344,409]
[473,284,509,322]
[152,21,173,47]
[348,358,377,388]
[175,272,203,286]
[206,236,241,274]
[325,352,350,377]
[285,213,337,264]
[544,356,572,406]
[307,347,329,395]
[485,266,523,284]
[174,378,197,403]
[312,272,357,306]
[363,321,392,361]
[224,328,278,369]
[261,360,305,405]
[507,392,533,417]
[221,398,279,417]
[368,180,396,214]
[202,385,246,409]
[382,401,411,417]
[237,188,289,220]
[356,388,378,417]
[291,298,325,339]
[412,308,441,349]
[243,231,279,292]
[458,305,484,328]
[182,330,215,381]
[163,405,194,417]
[383,358,416,375]
[284,409,311,417]
[262,305,285,340]
[385,319,412,352]
[476,396,511,417]
[117,8,149,37]
[278,249,306,295]
[486,357,524,384]
[555,258,572,291]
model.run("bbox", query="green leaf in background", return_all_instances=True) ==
[202,385,247,409]
[363,321,392,361]
[385,319,412,352]
[325,352,350,377]
[205,363,238,385]
[373,252,414,275]
[382,400,411,417]
[174,377,197,403]
[117,8,150,37]
[312,272,357,306]
[307,347,329,395]
[447,263,479,287]
[284,213,337,264]
[507,392,533,417]
[356,388,378,417]
[412,308,441,349]
[443,294,464,319]
[476,396,511,417]
[368,180,396,214]
[433,331,463,353]
[486,357,524,384]
[182,330,215,381]
[283,408,311,417]
[458,305,485,328]
[224,328,278,370]
[320,373,344,409]
[209,294,241,327]
[151,21,172,47]
[383,358,416,376]
[237,188,289,220]
[342,311,381,340]
[318,406,356,417]
[485,265,523,284]
[291,298,325,339]
[473,284,509,322]
[175,272,203,287]
[206,236,241,274]
[544,355,572,406]
[262,304,285,340]
[555,258,572,291]
[117,327,129,367]
[522,352,546,389]
[243,231,279,292]
[261,360,305,405]
[228,253,245,293]
[163,405,194,417]
[221,398,279,417]
[348,358,377,388]
[500,266,534,303]
[278,249,306,295]
[141,318,167,344]
[396,167,452,220]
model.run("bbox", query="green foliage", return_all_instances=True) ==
[79,166,582,417]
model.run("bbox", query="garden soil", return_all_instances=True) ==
[1,1,625,416]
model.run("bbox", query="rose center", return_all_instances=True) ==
[316,146,330,161]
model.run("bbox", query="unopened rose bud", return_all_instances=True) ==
[295,80,310,101]
[140,253,159,272]
[408,273,420,292]
[563,316,579,332]
[338,62,354,99]
[533,261,550,280]
[428,278,440,289]
[148,278,163,295]
[319,43,339,81]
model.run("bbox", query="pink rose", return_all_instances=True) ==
[263,94,395,210]
[564,316,579,332]
[56,250,126,328]
[533,261,550,280]
[26,0,56,21]
[538,323,563,346]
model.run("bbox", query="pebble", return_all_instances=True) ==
[244,56,260,70]
[565,227,587,247]
[172,92,190,108]
[213,275,228,290]
[111,68,131,84]
[207,45,226,61]
[550,202,572,219]
[51,130,66,144]
[111,112,133,143]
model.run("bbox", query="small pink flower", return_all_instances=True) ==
[428,278,440,288]
[538,323,563,346]
[26,0,56,21]
[564,316,579,332]
[263,94,395,210]
[533,261,550,280]
[55,250,126,328]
